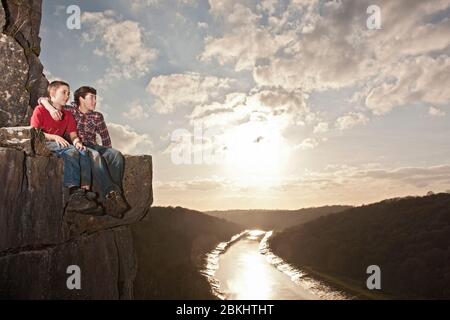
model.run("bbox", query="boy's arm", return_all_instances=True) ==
[97,113,112,148]
[38,97,63,121]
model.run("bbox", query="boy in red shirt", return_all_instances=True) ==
[30,81,100,214]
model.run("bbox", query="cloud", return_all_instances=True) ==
[43,69,60,83]
[198,22,208,29]
[155,176,231,191]
[147,72,235,114]
[429,106,446,117]
[279,163,450,192]
[201,0,450,115]
[365,56,450,115]
[107,122,153,155]
[335,112,369,130]
[188,87,310,133]
[313,121,329,134]
[81,11,158,83]
[122,100,149,119]
[295,138,318,150]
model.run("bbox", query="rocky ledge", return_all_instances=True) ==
[0,126,153,299]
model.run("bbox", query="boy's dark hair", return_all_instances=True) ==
[47,80,70,97]
[74,86,97,106]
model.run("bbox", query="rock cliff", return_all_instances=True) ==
[0,0,48,128]
[0,127,153,299]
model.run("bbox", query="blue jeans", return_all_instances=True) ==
[46,141,92,188]
[86,145,124,198]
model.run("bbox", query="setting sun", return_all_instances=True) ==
[219,118,290,188]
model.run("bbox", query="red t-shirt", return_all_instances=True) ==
[30,105,77,137]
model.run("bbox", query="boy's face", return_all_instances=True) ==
[81,93,97,111]
[51,85,70,107]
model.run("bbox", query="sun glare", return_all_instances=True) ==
[220,119,289,188]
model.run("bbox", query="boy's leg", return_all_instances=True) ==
[46,141,100,214]
[88,146,120,198]
[92,145,125,191]
[88,145,128,218]
[46,141,80,188]
[79,149,92,191]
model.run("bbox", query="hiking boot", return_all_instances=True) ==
[103,191,129,219]
[66,188,99,214]
[85,190,98,201]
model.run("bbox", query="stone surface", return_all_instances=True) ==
[0,142,152,299]
[0,126,50,156]
[63,155,153,237]
[0,33,30,127]
[2,0,43,54]
[0,2,5,31]
[0,0,48,127]
[0,228,137,299]
[0,147,65,253]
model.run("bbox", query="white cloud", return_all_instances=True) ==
[295,138,318,150]
[313,121,329,134]
[365,56,450,115]
[201,0,450,115]
[197,22,209,29]
[107,122,153,155]
[122,100,149,120]
[335,112,369,130]
[81,11,158,83]
[429,106,446,117]
[147,72,235,114]
[279,163,450,192]
[43,69,59,84]
[188,87,310,133]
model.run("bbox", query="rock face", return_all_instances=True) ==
[0,128,153,299]
[0,0,48,128]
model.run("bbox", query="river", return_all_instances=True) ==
[201,230,354,300]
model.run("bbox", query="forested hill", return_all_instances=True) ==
[269,193,450,299]
[205,205,352,231]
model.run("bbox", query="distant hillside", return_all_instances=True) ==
[269,193,450,299]
[132,206,243,299]
[204,205,352,231]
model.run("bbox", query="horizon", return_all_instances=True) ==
[163,189,450,212]
[40,0,450,211]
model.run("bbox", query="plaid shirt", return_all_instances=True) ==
[65,103,112,148]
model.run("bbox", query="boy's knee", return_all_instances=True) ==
[110,148,124,162]
[66,148,79,158]
[89,149,101,161]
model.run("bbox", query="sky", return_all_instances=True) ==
[40,0,450,211]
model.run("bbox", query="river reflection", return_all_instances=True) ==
[202,230,352,300]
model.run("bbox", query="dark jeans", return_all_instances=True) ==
[46,141,91,188]
[86,145,124,198]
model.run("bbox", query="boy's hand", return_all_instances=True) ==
[50,108,63,121]
[39,97,63,121]
[74,141,86,151]
[53,135,70,147]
